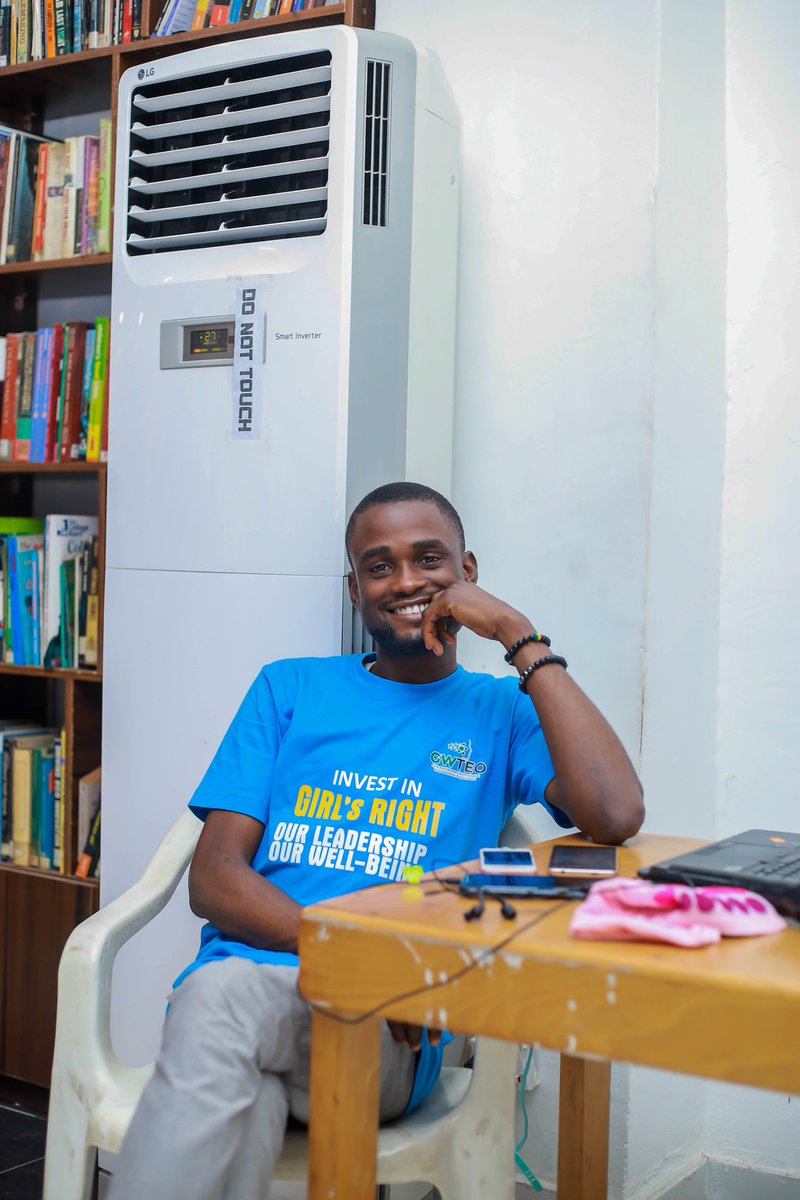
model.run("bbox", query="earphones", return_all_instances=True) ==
[464,888,516,922]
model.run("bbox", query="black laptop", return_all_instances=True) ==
[638,829,800,921]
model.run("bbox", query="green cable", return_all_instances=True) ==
[514,1046,543,1191]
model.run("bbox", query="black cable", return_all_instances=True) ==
[301,898,573,1027]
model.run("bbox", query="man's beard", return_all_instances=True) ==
[368,623,431,658]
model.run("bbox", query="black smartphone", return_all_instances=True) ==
[459,873,591,899]
[547,844,618,877]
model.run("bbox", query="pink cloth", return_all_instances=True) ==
[568,877,786,947]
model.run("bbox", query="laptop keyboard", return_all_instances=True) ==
[746,854,800,879]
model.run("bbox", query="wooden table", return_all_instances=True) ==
[298,833,800,1200]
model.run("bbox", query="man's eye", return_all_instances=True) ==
[371,563,391,574]
[420,555,441,566]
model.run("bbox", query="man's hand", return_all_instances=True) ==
[420,582,532,656]
[387,1021,442,1052]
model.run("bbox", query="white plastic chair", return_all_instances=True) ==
[44,810,519,1200]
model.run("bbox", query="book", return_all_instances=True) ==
[10,734,55,865]
[96,119,111,253]
[6,530,44,663]
[0,332,21,458]
[77,324,95,459]
[36,747,56,868]
[83,535,99,667]
[11,331,37,460]
[76,764,100,865]
[42,513,98,668]
[31,141,48,259]
[0,723,49,859]
[17,546,41,664]
[29,324,52,462]
[190,0,209,28]
[59,554,79,667]
[52,731,63,871]
[5,131,49,263]
[57,321,88,460]
[0,518,43,660]
[86,315,108,461]
[75,795,100,878]
[0,132,17,263]
[42,140,66,261]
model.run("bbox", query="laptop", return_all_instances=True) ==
[638,829,800,921]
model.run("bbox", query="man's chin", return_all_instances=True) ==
[369,628,431,658]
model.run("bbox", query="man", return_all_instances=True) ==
[110,481,643,1200]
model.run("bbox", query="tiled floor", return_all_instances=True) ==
[0,1101,47,1200]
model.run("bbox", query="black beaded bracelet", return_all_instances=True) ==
[517,654,568,691]
[504,631,552,663]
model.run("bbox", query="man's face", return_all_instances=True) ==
[347,500,476,657]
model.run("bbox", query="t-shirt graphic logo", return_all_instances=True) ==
[430,737,488,781]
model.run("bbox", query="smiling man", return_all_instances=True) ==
[109,481,644,1200]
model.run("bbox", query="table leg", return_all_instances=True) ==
[557,1053,611,1200]
[307,1008,381,1200]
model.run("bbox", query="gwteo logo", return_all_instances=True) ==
[430,738,487,782]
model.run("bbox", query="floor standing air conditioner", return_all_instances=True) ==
[102,26,460,1070]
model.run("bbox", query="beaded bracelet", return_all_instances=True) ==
[517,654,568,691]
[504,631,552,663]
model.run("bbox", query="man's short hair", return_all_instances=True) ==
[346,482,466,563]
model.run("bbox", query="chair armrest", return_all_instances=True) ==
[54,811,202,1085]
[499,808,541,848]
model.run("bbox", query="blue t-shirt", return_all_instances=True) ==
[178,653,572,1110]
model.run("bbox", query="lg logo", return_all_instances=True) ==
[137,66,155,80]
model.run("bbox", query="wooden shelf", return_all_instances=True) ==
[0,0,371,1093]
[0,664,102,681]
[0,860,99,888]
[0,459,107,473]
[0,254,112,276]
[0,3,352,82]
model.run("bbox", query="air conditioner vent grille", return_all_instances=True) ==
[362,59,391,227]
[126,50,332,256]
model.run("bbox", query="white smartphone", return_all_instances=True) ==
[479,847,538,874]
[547,844,618,877]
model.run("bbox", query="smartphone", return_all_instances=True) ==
[547,844,617,877]
[459,873,591,899]
[479,847,538,874]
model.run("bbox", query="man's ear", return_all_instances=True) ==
[462,551,478,583]
[347,571,360,610]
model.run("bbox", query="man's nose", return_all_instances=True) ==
[393,561,425,593]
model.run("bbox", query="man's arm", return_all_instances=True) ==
[188,810,302,954]
[421,582,644,845]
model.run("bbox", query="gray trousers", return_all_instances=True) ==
[108,957,417,1200]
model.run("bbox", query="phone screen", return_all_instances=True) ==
[479,848,536,871]
[548,845,617,875]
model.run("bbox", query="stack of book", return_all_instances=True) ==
[154,0,329,36]
[0,514,100,670]
[0,0,144,62]
[0,724,101,879]
[0,318,110,463]
[0,122,112,265]
[1,724,62,870]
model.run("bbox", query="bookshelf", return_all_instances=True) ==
[0,0,373,1089]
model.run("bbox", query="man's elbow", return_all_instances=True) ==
[596,785,645,845]
[188,859,213,920]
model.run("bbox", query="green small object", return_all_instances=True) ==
[403,865,423,884]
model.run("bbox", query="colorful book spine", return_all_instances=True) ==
[44,0,56,56]
[52,732,63,872]
[86,316,108,462]
[75,800,100,878]
[28,325,51,463]
[31,141,48,260]
[77,324,95,460]
[97,118,111,253]
[0,332,20,458]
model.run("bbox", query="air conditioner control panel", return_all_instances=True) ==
[160,316,235,369]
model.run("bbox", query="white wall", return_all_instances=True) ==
[375,1,799,1195]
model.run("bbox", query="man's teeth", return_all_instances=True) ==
[395,603,428,616]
